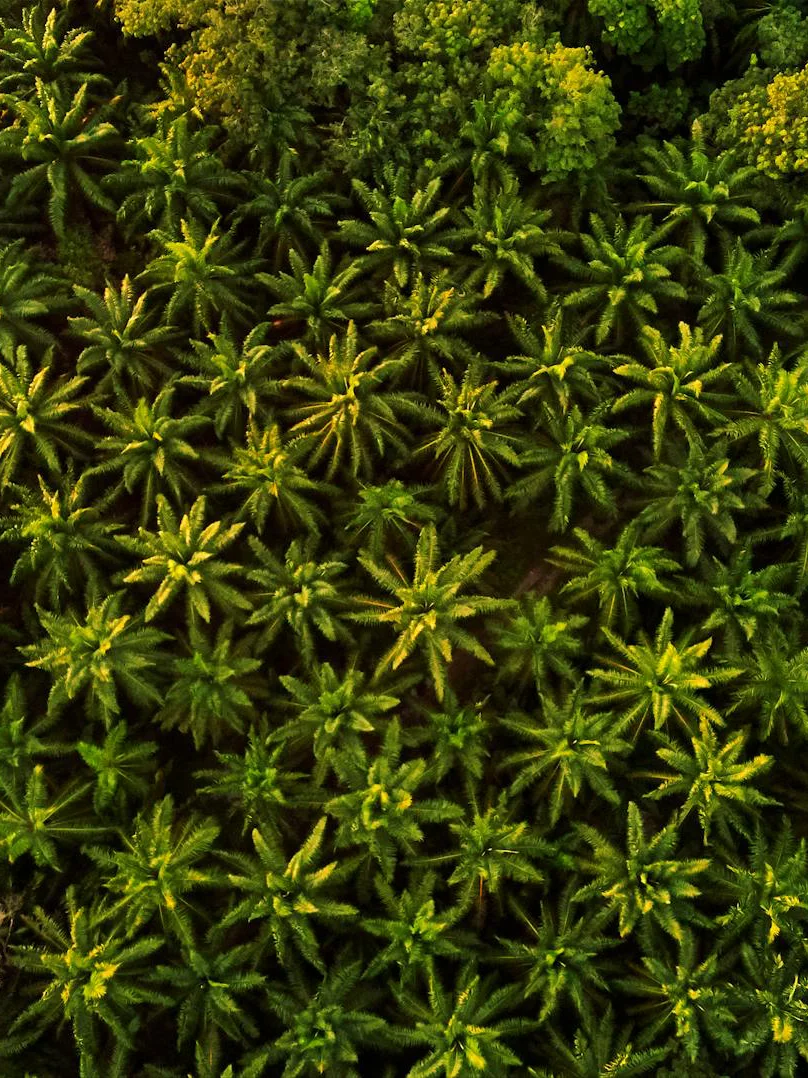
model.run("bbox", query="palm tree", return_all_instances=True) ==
[86,795,224,947]
[119,494,251,626]
[0,239,67,351]
[353,522,511,701]
[640,716,777,845]
[506,402,631,533]
[324,719,461,882]
[8,887,170,1066]
[0,78,121,238]
[611,321,729,458]
[556,213,687,347]
[587,606,741,739]
[219,420,331,535]
[283,321,413,481]
[275,661,400,784]
[634,436,764,567]
[445,92,533,192]
[573,800,711,941]
[393,963,531,1076]
[696,238,804,359]
[0,4,108,96]
[361,870,467,987]
[137,216,264,336]
[614,929,737,1063]
[490,596,588,694]
[408,361,525,510]
[339,479,439,559]
[178,317,285,442]
[245,536,352,663]
[681,548,797,658]
[548,523,680,633]
[365,270,494,391]
[19,593,169,725]
[732,944,808,1078]
[259,955,392,1076]
[216,817,358,971]
[0,342,88,488]
[461,173,564,300]
[631,138,762,263]
[235,148,342,268]
[106,115,243,235]
[499,302,602,415]
[720,344,808,493]
[0,470,121,606]
[0,763,98,869]
[75,721,157,817]
[336,163,465,289]
[87,386,214,528]
[535,1000,671,1076]
[156,620,263,748]
[730,626,808,743]
[258,241,376,347]
[68,275,179,402]
[499,689,630,824]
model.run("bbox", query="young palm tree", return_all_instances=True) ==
[499,302,602,416]
[68,275,179,403]
[339,479,439,559]
[353,522,510,701]
[548,523,680,633]
[258,955,392,1076]
[408,361,525,510]
[19,593,169,725]
[106,115,243,236]
[216,817,358,972]
[119,494,251,626]
[720,344,808,493]
[556,213,687,347]
[730,626,808,743]
[324,719,462,882]
[536,1000,671,1076]
[137,217,264,336]
[696,238,804,359]
[8,888,170,1066]
[76,720,157,817]
[611,321,729,458]
[283,321,413,481]
[0,763,98,869]
[640,716,777,846]
[489,596,588,694]
[732,944,808,1078]
[365,270,494,391]
[0,470,121,607]
[587,606,741,739]
[275,661,400,784]
[361,870,467,987]
[336,164,465,289]
[0,3,108,96]
[447,92,533,192]
[0,240,67,351]
[0,78,121,238]
[499,884,616,1026]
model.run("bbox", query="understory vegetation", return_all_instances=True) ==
[2,0,808,1074]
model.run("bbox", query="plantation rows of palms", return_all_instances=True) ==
[0,1,808,1076]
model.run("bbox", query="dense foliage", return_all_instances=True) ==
[0,0,808,1075]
